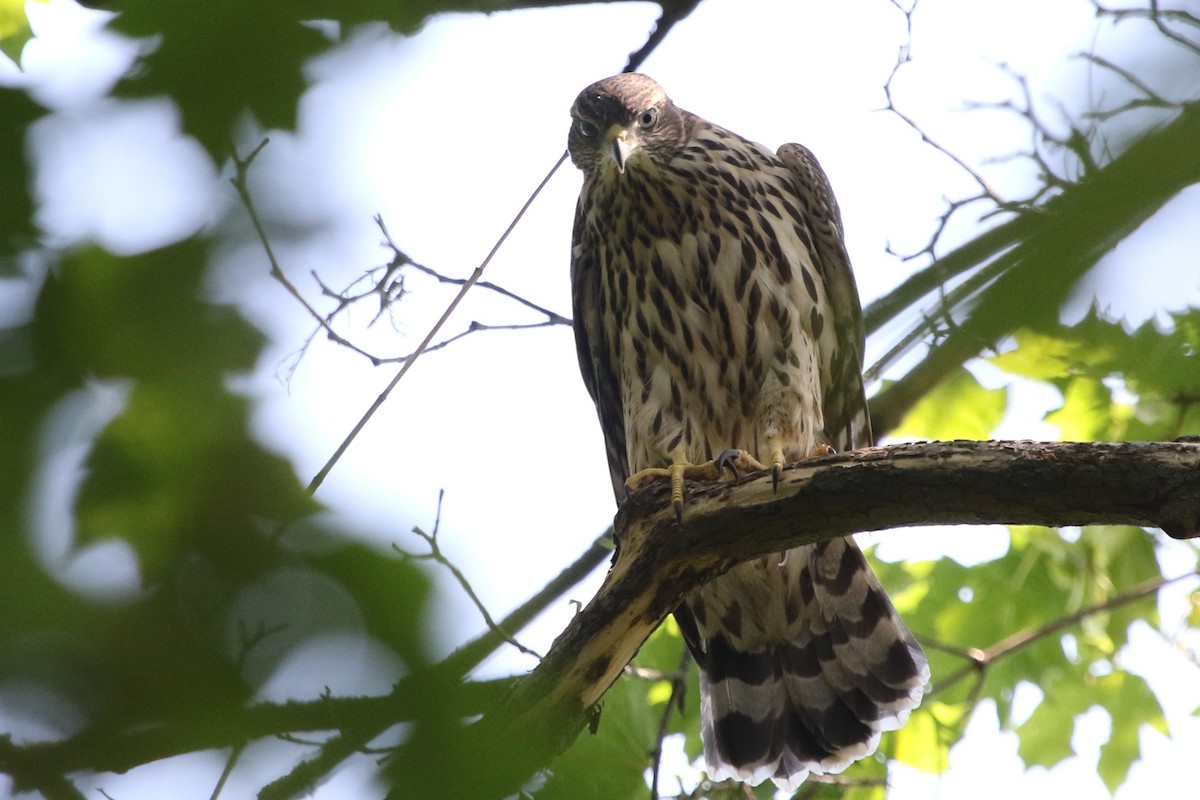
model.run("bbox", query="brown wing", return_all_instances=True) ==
[570,195,630,501]
[777,143,872,451]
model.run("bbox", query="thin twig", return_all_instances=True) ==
[398,490,541,660]
[440,529,613,677]
[230,139,376,362]
[986,567,1198,662]
[208,744,244,800]
[1094,0,1200,56]
[926,566,1200,698]
[305,149,569,494]
[882,2,1007,211]
[233,141,571,493]
[624,0,702,73]
[375,215,571,326]
[864,247,1012,383]
[283,218,575,375]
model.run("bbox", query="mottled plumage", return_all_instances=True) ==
[567,73,928,789]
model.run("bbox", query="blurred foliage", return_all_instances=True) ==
[0,0,43,65]
[869,301,1200,794]
[0,86,42,258]
[1,1,1199,799]
[888,367,1007,442]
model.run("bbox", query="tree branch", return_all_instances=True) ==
[304,150,569,495]
[399,489,542,660]
[468,439,1200,797]
[927,567,1200,700]
[12,681,508,779]
[7,442,1196,795]
[870,101,1200,434]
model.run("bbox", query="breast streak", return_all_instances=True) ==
[611,145,829,473]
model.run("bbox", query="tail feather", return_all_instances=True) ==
[677,536,929,790]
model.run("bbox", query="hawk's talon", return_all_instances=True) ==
[766,443,785,494]
[715,448,744,482]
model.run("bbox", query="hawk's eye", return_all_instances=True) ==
[638,108,659,129]
[575,118,599,139]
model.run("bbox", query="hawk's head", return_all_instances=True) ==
[568,73,686,176]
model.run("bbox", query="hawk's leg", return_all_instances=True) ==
[626,459,729,522]
[624,445,839,521]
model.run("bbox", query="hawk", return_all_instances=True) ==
[566,73,929,789]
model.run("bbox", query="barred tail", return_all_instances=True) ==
[676,537,928,790]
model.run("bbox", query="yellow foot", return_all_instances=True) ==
[625,460,730,522]
[715,443,835,492]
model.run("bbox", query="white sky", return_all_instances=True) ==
[4,0,1200,798]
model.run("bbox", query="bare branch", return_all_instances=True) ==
[1076,52,1175,121]
[376,215,571,327]
[255,530,611,800]
[464,439,1200,798]
[7,442,1198,795]
[870,100,1200,434]
[305,150,569,495]
[230,139,375,362]
[1094,0,1200,56]
[442,530,612,676]
[624,0,702,73]
[399,490,541,660]
[209,744,244,800]
[928,567,1200,699]
[864,249,1011,385]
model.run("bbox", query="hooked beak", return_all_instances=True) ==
[609,129,637,174]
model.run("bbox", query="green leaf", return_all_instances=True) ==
[991,327,1079,380]
[843,784,887,800]
[108,0,329,157]
[1015,687,1080,768]
[306,536,433,667]
[646,679,673,706]
[33,242,262,381]
[1187,588,1200,632]
[890,703,949,773]
[1094,672,1167,792]
[885,700,963,776]
[0,0,44,66]
[633,614,686,673]
[33,243,315,582]
[0,86,42,257]
[890,367,1007,440]
[1044,377,1115,441]
[539,673,658,800]
[995,307,1200,442]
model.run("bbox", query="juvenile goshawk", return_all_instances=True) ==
[567,73,929,789]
